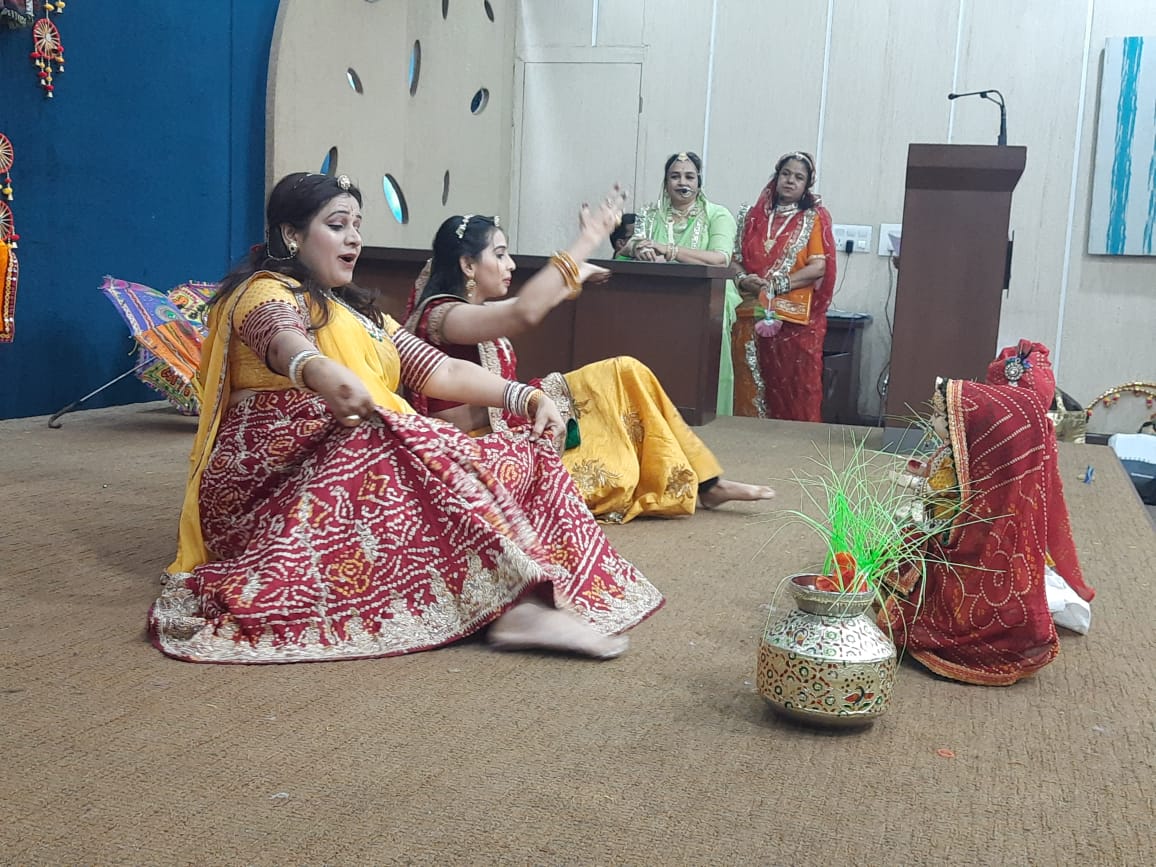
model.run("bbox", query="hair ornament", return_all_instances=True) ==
[676,152,689,162]
[336,174,351,191]
[455,215,474,240]
[779,151,816,174]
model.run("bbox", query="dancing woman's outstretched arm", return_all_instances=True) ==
[437,187,625,345]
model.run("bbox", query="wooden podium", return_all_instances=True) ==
[355,249,727,425]
[884,144,1026,444]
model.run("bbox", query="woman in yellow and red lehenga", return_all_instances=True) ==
[403,201,774,524]
[881,377,1094,686]
[148,173,662,664]
[732,152,837,421]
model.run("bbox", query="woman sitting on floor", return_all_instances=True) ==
[148,172,663,664]
[881,376,1094,685]
[403,194,773,524]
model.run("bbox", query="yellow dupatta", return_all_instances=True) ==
[167,272,413,575]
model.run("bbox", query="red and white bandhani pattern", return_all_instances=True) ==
[150,390,662,663]
[882,381,1093,685]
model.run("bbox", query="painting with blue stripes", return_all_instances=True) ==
[1089,36,1156,256]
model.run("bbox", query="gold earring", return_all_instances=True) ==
[287,239,299,257]
[465,277,476,300]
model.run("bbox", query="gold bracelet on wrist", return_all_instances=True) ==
[550,250,583,299]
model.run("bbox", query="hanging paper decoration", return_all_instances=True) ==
[0,132,18,342]
[0,133,14,203]
[30,7,66,98]
[0,134,17,248]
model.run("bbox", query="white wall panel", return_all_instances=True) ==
[705,0,829,216]
[956,0,1090,364]
[820,0,963,419]
[1057,0,1156,430]
[263,1,1154,430]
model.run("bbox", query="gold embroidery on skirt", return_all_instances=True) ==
[665,466,696,500]
[569,459,622,495]
[622,409,644,444]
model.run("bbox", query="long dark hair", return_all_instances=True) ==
[418,215,500,305]
[772,152,817,211]
[212,172,381,327]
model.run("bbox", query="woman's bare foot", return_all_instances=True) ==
[700,478,776,510]
[488,598,629,660]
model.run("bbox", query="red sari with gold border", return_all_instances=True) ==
[881,381,1093,685]
[732,186,837,422]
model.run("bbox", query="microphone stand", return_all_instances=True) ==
[948,89,1007,146]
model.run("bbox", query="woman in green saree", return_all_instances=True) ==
[620,152,739,415]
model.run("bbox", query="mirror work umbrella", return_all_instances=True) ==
[48,277,216,428]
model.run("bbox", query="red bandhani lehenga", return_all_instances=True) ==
[148,273,663,663]
[732,184,837,421]
[882,380,1094,685]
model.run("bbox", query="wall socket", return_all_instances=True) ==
[878,223,902,256]
[832,223,872,253]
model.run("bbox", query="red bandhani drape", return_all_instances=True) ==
[882,381,1093,686]
[734,183,837,422]
[149,389,663,663]
[987,339,1057,408]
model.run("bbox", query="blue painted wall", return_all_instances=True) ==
[0,0,279,419]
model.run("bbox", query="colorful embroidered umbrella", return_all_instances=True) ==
[47,277,216,427]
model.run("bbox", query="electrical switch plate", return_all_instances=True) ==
[878,223,902,256]
[832,223,872,253]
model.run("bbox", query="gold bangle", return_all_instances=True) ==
[550,250,582,298]
[526,388,547,417]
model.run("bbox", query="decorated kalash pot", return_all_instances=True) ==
[757,571,897,727]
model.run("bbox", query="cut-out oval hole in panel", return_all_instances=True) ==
[346,68,363,94]
[442,0,449,19]
[483,0,494,21]
[382,174,410,224]
[320,147,338,176]
[441,170,450,206]
[408,41,422,96]
[470,88,490,114]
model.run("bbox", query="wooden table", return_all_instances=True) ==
[355,248,730,426]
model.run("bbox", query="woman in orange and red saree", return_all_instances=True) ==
[404,199,773,524]
[732,152,837,421]
[881,378,1094,686]
[148,172,662,664]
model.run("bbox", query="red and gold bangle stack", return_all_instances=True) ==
[550,250,583,300]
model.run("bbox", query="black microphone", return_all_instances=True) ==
[947,89,1008,146]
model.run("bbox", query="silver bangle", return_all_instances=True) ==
[287,348,324,389]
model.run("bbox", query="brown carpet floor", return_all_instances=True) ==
[3,403,1154,866]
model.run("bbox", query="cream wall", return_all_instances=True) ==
[265,0,1153,432]
[268,0,515,250]
[512,0,1156,429]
